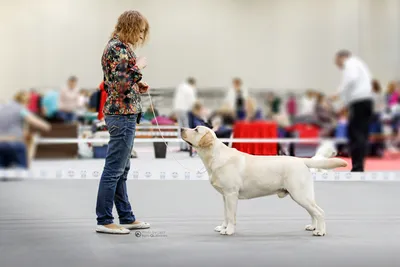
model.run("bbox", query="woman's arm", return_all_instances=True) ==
[21,109,51,132]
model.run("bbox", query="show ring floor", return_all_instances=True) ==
[1,179,400,267]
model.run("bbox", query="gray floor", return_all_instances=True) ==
[1,180,400,267]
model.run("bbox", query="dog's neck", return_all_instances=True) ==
[196,144,217,169]
[196,140,229,174]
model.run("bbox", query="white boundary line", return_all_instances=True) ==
[81,125,180,130]
[1,169,399,181]
[36,137,348,144]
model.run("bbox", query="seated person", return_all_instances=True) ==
[188,102,211,128]
[189,102,232,144]
[0,91,51,168]
[208,104,235,127]
[58,76,80,123]
[41,89,62,122]
[210,116,232,140]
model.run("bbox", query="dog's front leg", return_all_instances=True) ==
[219,192,238,236]
[214,196,228,232]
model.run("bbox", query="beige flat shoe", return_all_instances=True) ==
[95,225,130,234]
[120,221,151,230]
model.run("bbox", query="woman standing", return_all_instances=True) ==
[95,10,151,234]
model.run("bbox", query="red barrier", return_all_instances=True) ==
[232,121,278,155]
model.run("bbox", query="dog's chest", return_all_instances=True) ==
[209,174,224,194]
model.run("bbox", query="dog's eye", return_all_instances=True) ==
[195,128,198,132]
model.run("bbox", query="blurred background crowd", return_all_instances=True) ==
[2,73,400,168]
[1,0,400,171]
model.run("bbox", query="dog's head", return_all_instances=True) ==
[181,126,216,150]
[316,140,337,158]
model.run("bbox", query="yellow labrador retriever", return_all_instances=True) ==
[181,126,347,237]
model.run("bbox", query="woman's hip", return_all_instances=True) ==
[104,114,138,146]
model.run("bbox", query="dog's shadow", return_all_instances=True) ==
[198,230,326,244]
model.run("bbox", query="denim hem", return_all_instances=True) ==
[119,218,136,224]
[97,220,114,226]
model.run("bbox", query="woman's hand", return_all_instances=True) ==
[136,57,147,70]
[138,82,149,93]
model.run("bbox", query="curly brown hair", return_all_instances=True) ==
[112,10,150,48]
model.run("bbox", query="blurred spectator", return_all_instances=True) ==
[272,109,291,129]
[78,89,90,113]
[387,81,399,107]
[292,89,318,125]
[76,89,92,124]
[372,79,385,115]
[244,97,263,121]
[0,91,51,168]
[286,93,297,123]
[210,115,232,139]
[224,78,248,116]
[208,103,236,127]
[173,77,197,152]
[27,89,41,115]
[95,81,108,121]
[143,105,159,121]
[58,76,80,123]
[41,89,60,122]
[189,102,209,128]
[298,90,316,116]
[189,102,232,146]
[315,93,336,137]
[265,92,281,118]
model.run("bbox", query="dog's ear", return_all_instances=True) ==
[198,131,214,148]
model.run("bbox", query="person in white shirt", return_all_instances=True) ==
[331,50,373,172]
[173,77,197,151]
[299,90,316,116]
[224,78,249,115]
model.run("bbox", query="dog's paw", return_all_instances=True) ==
[214,225,226,232]
[305,225,316,231]
[220,225,235,236]
[312,230,326,236]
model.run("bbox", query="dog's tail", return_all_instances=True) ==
[303,158,347,170]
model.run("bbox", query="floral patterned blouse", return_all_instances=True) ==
[101,35,143,115]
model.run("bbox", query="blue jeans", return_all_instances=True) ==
[0,142,28,169]
[96,114,137,225]
[57,111,76,123]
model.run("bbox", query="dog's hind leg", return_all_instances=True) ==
[219,191,238,236]
[288,185,326,236]
[214,196,228,232]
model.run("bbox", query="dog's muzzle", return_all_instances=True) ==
[180,128,192,146]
